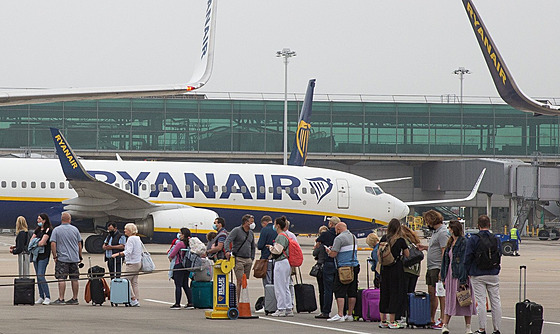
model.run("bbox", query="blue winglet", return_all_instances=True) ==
[50,128,93,182]
[288,79,315,166]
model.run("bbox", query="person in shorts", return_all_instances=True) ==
[50,212,83,305]
[225,214,256,302]
[418,210,449,329]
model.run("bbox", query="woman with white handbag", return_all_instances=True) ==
[112,223,142,307]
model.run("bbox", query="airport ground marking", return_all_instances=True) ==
[259,317,371,334]
[144,298,174,305]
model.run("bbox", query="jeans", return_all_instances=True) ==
[106,256,123,279]
[33,257,50,299]
[322,261,336,314]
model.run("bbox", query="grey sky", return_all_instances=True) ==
[1,0,558,101]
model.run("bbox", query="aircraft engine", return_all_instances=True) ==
[138,207,219,239]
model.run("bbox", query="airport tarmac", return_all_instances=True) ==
[0,233,559,334]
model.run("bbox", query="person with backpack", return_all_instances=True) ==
[325,222,360,323]
[267,216,294,317]
[377,219,409,329]
[225,214,256,303]
[167,227,194,310]
[464,215,502,334]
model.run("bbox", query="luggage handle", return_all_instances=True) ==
[366,258,372,289]
[519,265,527,302]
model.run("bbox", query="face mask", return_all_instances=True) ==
[38,222,43,227]
[176,233,181,239]
[447,230,452,237]
[212,224,218,231]
[249,222,256,230]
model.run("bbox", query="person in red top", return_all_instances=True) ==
[167,227,193,310]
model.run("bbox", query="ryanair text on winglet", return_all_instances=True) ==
[54,134,78,169]
[466,1,507,86]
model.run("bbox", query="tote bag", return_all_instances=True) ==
[141,242,155,273]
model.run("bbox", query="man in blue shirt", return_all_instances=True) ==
[464,215,502,334]
[257,215,276,287]
[103,222,126,279]
[325,222,359,323]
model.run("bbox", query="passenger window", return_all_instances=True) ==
[124,183,131,191]
[259,186,265,194]
[231,186,237,192]
[1,181,6,188]
[167,184,173,191]
[115,183,120,189]
[158,184,164,191]
[213,185,219,192]
[222,186,227,192]
[194,185,200,192]
[293,187,298,194]
[60,182,65,189]
[185,185,191,192]
[41,182,46,189]
[141,184,147,191]
[31,182,36,189]
[12,181,16,188]
[21,181,27,188]
[268,186,273,193]
[285,187,291,194]
[250,186,255,193]
[204,185,209,192]
[241,186,247,193]
[302,188,307,194]
[310,188,316,194]
[68,183,73,189]
[50,182,55,189]
[276,187,282,194]
[151,184,156,191]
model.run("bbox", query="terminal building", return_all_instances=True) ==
[2,93,560,233]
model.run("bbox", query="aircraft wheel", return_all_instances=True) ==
[551,229,560,241]
[538,230,550,241]
[227,308,239,320]
[85,235,105,254]
[501,241,514,256]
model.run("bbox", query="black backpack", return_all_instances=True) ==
[474,232,500,270]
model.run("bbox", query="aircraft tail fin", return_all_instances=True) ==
[462,0,560,115]
[50,128,95,182]
[288,79,316,166]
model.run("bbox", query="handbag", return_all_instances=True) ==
[309,263,323,277]
[403,242,424,267]
[253,259,268,279]
[435,280,446,297]
[338,266,354,284]
[140,243,155,273]
[456,285,472,307]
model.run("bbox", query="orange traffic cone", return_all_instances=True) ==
[238,273,258,319]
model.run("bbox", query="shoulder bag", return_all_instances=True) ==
[253,259,268,278]
[403,242,424,267]
[337,234,356,284]
[456,284,472,307]
[140,242,156,273]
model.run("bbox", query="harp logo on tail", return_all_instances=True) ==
[307,177,333,204]
[296,120,311,161]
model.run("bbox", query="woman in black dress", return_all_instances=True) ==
[378,219,410,329]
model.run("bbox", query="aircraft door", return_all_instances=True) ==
[336,179,349,209]
[139,180,150,199]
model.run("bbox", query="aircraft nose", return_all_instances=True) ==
[395,200,410,219]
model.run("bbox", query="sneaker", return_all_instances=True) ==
[130,300,140,307]
[388,322,400,329]
[51,299,65,305]
[491,331,500,334]
[465,328,473,334]
[432,319,443,330]
[35,297,44,305]
[184,303,194,310]
[270,310,286,317]
[397,317,407,328]
[285,310,294,317]
[441,325,450,334]
[255,308,265,313]
[315,313,330,319]
[327,314,345,322]
[344,314,354,322]
[474,330,486,334]
[42,298,51,305]
[170,304,181,310]
[379,321,389,328]
[66,298,79,305]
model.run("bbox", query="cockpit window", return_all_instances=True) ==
[365,186,384,195]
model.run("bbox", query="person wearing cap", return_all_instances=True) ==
[313,216,340,318]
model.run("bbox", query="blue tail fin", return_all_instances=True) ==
[50,128,94,182]
[288,79,315,166]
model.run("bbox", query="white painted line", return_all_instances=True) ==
[259,316,371,334]
[144,298,174,305]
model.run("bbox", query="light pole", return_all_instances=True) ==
[276,48,296,165]
[453,67,471,103]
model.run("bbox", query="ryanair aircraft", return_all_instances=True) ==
[0,80,485,254]
[461,0,560,116]
[0,0,217,106]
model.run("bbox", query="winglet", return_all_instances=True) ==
[461,0,560,116]
[405,168,486,206]
[288,79,316,166]
[50,128,94,182]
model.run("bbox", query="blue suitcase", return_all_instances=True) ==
[110,278,131,306]
[407,292,431,328]
[192,281,213,309]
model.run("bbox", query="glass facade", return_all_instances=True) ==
[1,96,559,157]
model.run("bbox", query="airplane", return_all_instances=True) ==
[0,77,486,254]
[0,0,217,106]
[461,0,560,116]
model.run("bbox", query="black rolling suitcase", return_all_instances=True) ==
[14,278,35,305]
[515,265,543,334]
[89,279,106,306]
[293,267,317,313]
